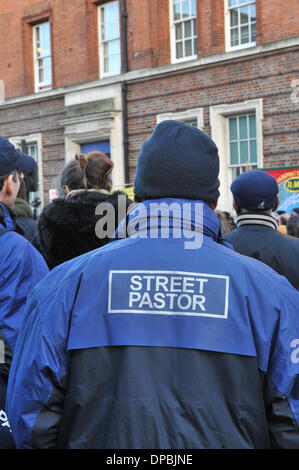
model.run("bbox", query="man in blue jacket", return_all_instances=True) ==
[0,137,49,448]
[6,121,299,449]
[225,170,299,290]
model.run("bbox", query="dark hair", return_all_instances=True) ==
[287,216,299,238]
[56,160,84,197]
[61,160,84,192]
[76,151,113,192]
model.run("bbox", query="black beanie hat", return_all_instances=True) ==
[134,120,220,201]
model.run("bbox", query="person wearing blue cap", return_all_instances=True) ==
[0,137,49,449]
[225,169,299,290]
[5,121,299,449]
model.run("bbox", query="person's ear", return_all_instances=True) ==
[233,200,241,214]
[274,197,279,211]
[3,174,14,196]
[209,199,218,211]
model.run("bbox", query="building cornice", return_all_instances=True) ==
[1,36,299,109]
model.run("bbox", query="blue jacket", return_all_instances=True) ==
[0,202,49,448]
[6,199,299,448]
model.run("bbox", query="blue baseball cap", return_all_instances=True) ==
[0,136,35,177]
[231,170,279,210]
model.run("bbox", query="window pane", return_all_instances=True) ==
[185,39,192,56]
[182,0,190,18]
[229,0,237,6]
[173,1,181,20]
[185,20,192,37]
[240,6,249,24]
[230,9,239,27]
[109,54,121,74]
[250,140,257,163]
[192,18,197,35]
[241,25,249,43]
[230,142,239,165]
[250,4,256,21]
[175,23,183,40]
[240,141,249,163]
[239,116,248,139]
[251,22,256,42]
[176,41,183,59]
[193,37,197,54]
[38,66,44,83]
[231,166,242,181]
[39,23,51,57]
[229,118,238,141]
[191,0,196,16]
[104,56,109,73]
[43,57,52,83]
[249,115,256,138]
[231,27,239,47]
[107,39,120,55]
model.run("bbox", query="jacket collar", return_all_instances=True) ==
[115,198,233,249]
[236,212,278,231]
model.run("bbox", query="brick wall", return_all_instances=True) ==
[1,0,299,99]
[0,97,65,203]
[126,49,299,182]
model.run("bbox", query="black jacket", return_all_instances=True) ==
[37,190,132,269]
[225,213,299,290]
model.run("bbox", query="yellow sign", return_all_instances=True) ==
[284,177,299,193]
[115,185,134,201]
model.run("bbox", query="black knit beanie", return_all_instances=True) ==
[134,120,220,201]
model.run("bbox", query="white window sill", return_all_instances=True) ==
[226,42,256,53]
[171,54,198,65]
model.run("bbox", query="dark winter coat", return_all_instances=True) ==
[13,198,38,244]
[37,190,132,269]
[225,213,299,290]
[6,200,299,449]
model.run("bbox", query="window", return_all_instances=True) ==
[209,99,263,211]
[227,0,256,50]
[98,2,121,77]
[33,22,52,92]
[170,0,197,63]
[228,114,258,180]
[25,142,42,216]
[81,141,111,158]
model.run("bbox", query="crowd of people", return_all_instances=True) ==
[0,121,299,449]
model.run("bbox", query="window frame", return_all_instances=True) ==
[227,113,258,181]
[98,1,121,79]
[169,0,198,64]
[225,0,256,52]
[210,99,263,211]
[32,21,52,93]
[157,108,204,129]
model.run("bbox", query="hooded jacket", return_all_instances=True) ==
[37,190,133,269]
[0,202,49,448]
[6,199,299,449]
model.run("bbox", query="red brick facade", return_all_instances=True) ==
[0,0,298,208]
